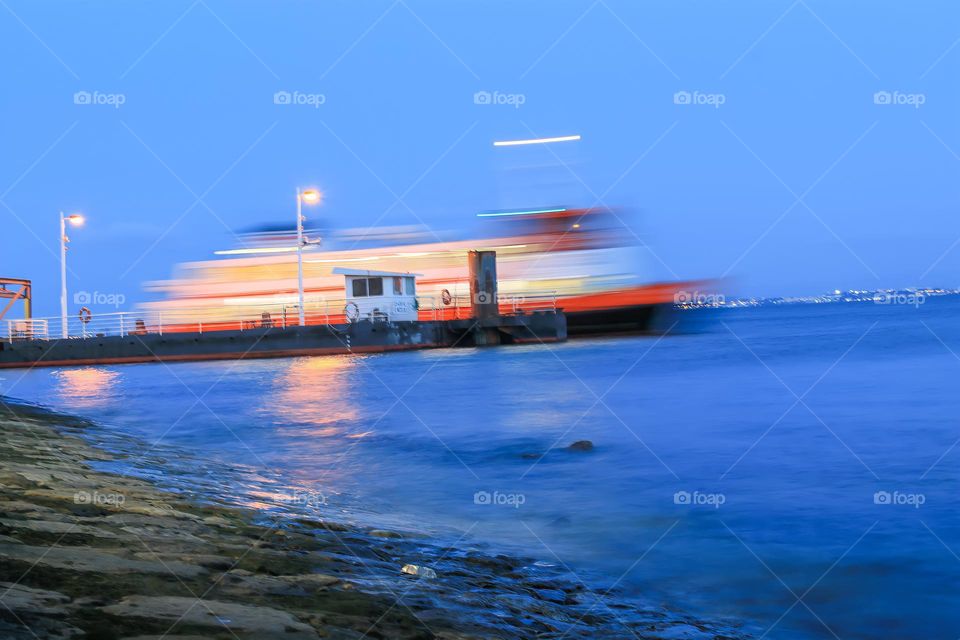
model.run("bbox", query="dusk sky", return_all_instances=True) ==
[2,0,958,316]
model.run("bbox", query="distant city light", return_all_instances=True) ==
[477,208,567,218]
[493,135,581,147]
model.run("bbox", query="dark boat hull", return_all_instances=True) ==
[565,303,676,336]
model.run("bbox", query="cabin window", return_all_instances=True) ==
[352,278,368,297]
[393,277,403,295]
[404,277,416,295]
[350,276,394,297]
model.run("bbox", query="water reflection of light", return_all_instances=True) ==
[53,367,120,409]
[265,356,360,431]
[236,484,335,516]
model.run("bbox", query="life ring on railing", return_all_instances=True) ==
[440,289,452,306]
[78,307,92,324]
[344,302,360,323]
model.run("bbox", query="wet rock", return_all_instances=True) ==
[295,517,350,532]
[120,503,200,520]
[71,595,111,609]
[220,572,340,597]
[369,529,402,539]
[201,515,232,527]
[119,525,208,543]
[0,517,120,538]
[651,622,715,639]
[102,513,197,528]
[121,636,210,640]
[520,452,543,460]
[566,440,594,452]
[101,595,318,639]
[0,500,55,513]
[0,617,82,640]
[132,552,233,570]
[284,573,340,587]
[0,543,206,577]
[463,553,523,571]
[0,582,71,615]
[15,469,120,495]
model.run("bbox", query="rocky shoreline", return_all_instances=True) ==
[0,397,747,639]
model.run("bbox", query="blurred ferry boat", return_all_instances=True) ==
[142,207,702,335]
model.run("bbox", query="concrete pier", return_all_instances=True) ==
[0,312,566,369]
[0,250,566,369]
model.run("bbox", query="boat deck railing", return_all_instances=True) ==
[5,292,558,341]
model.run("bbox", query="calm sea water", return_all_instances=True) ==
[4,300,960,638]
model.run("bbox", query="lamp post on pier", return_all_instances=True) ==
[295,189,321,326]
[59,212,84,338]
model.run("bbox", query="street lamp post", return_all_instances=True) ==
[59,212,84,338]
[295,189,321,326]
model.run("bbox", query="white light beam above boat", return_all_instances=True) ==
[214,246,318,256]
[477,209,566,218]
[493,135,581,147]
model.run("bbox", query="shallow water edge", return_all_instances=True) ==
[0,396,751,639]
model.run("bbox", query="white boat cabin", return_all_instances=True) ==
[333,268,420,322]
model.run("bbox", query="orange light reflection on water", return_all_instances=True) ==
[52,367,120,410]
[264,356,361,434]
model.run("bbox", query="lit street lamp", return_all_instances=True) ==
[296,189,321,326]
[59,212,84,338]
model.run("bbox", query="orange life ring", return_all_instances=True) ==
[440,289,452,306]
[78,307,92,324]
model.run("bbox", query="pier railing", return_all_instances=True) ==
[5,318,49,340]
[4,292,558,341]
[5,306,336,341]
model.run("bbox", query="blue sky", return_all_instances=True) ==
[1,0,958,316]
